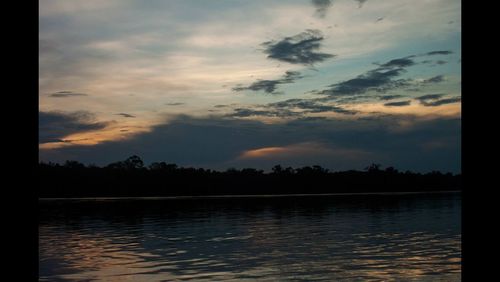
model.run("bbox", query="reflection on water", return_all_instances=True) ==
[39,193,461,281]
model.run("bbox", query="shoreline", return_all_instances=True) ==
[39,190,461,201]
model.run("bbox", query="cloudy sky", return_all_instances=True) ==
[39,0,461,172]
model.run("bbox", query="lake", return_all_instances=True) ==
[39,192,461,281]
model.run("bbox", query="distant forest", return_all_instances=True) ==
[38,155,461,198]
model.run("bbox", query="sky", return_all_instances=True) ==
[39,0,461,172]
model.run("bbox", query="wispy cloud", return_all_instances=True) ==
[49,91,88,98]
[423,75,445,84]
[232,71,303,94]
[384,100,411,107]
[415,94,444,102]
[311,0,332,18]
[377,57,415,68]
[228,108,296,118]
[226,97,357,119]
[313,54,454,98]
[426,50,453,56]
[268,98,357,115]
[419,97,461,107]
[116,113,136,118]
[319,60,412,96]
[379,95,403,101]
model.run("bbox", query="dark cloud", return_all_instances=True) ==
[314,56,419,97]
[116,113,136,118]
[426,50,453,56]
[415,94,460,106]
[49,91,88,98]
[268,98,357,115]
[384,100,411,107]
[379,95,403,101]
[165,102,185,106]
[405,88,422,92]
[423,75,445,84]
[232,71,302,94]
[39,114,461,173]
[323,68,408,96]
[435,60,447,65]
[312,0,332,18]
[416,94,444,101]
[310,54,454,99]
[261,30,335,65]
[378,58,415,68]
[228,108,294,118]
[39,111,110,143]
[225,97,357,119]
[420,97,461,107]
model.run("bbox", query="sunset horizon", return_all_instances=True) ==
[39,0,461,173]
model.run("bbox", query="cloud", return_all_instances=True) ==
[116,113,136,118]
[49,91,88,98]
[319,70,444,99]
[226,97,357,119]
[232,71,302,94]
[378,58,415,68]
[228,108,296,118]
[165,102,185,106]
[39,114,461,173]
[416,94,444,101]
[261,30,335,65]
[423,75,445,84]
[415,94,460,107]
[268,98,357,115]
[384,100,411,107]
[426,50,453,56]
[39,111,110,143]
[238,141,372,162]
[314,56,420,97]
[420,97,461,107]
[311,0,332,18]
[379,95,403,101]
[323,68,409,96]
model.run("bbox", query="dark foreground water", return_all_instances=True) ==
[39,192,461,281]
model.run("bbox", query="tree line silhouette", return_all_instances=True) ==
[38,155,461,198]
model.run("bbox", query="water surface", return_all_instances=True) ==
[39,192,461,281]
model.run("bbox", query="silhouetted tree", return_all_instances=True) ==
[124,155,144,169]
[64,160,85,169]
[38,157,461,198]
[272,165,283,174]
[365,163,382,172]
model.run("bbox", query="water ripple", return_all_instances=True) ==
[39,193,461,281]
